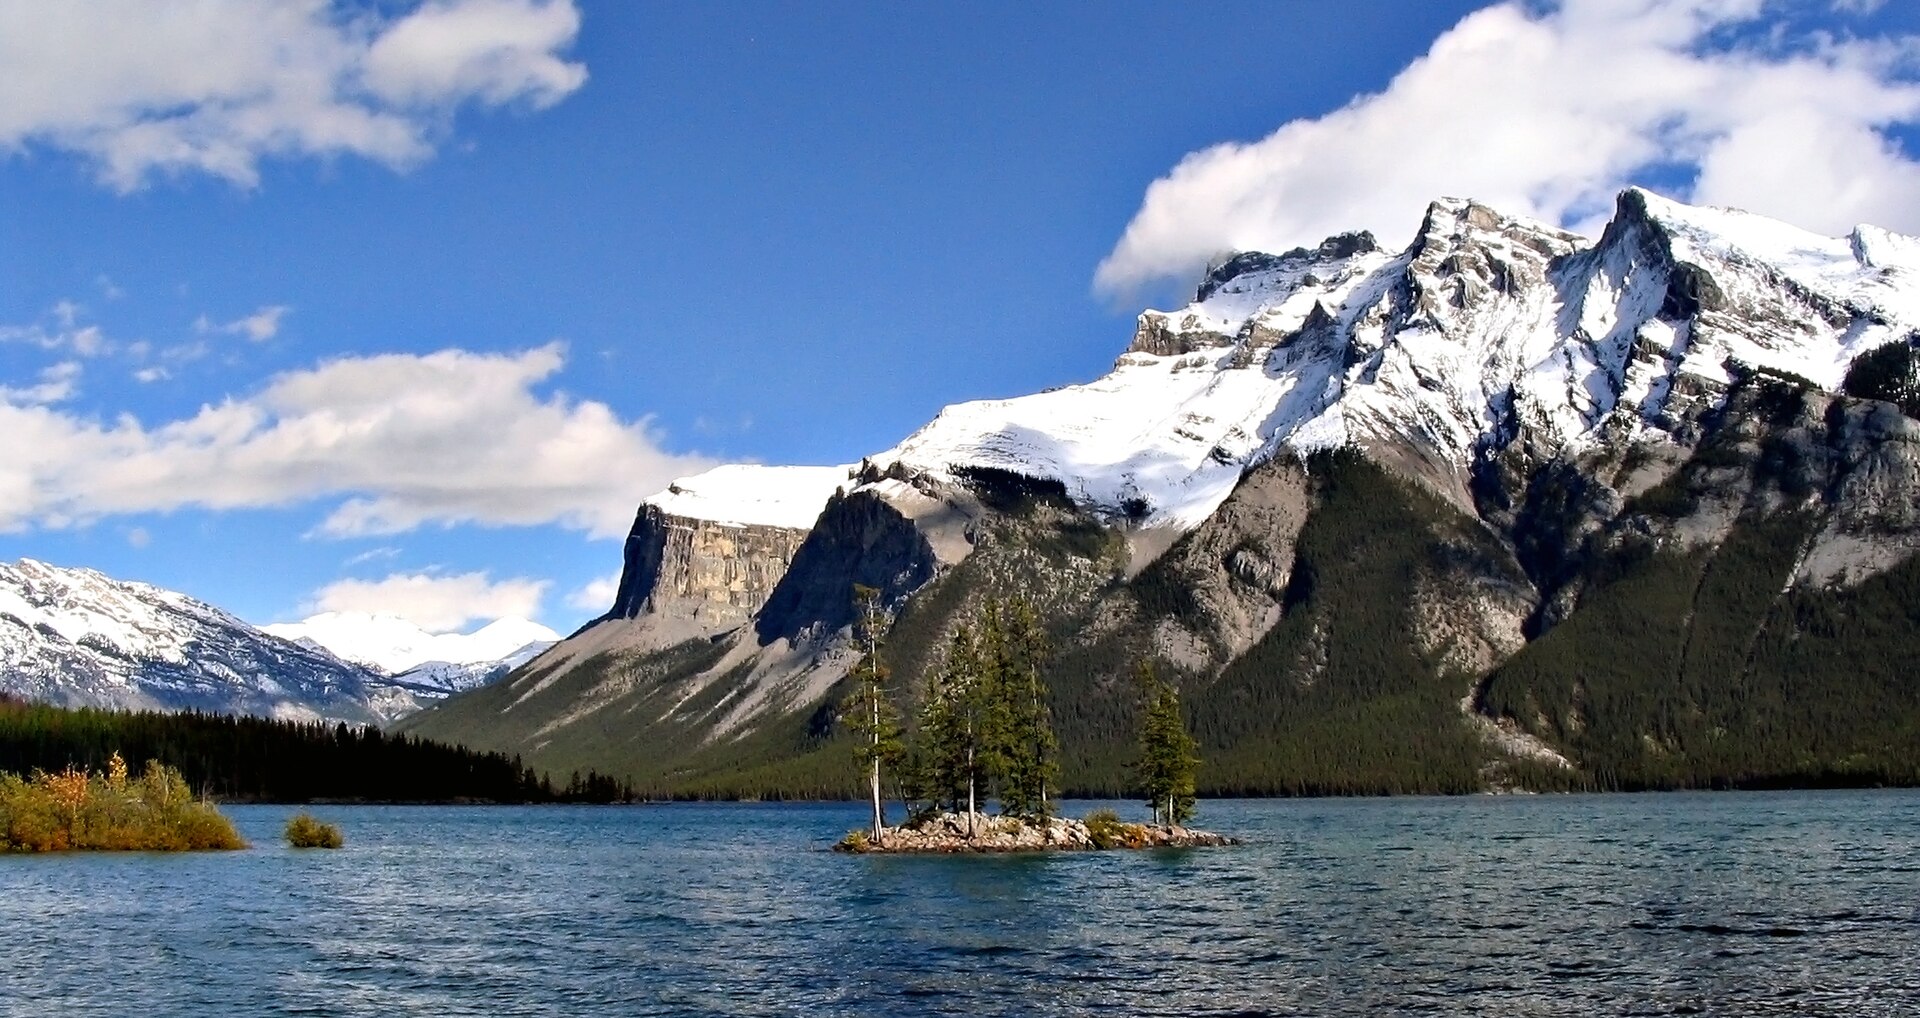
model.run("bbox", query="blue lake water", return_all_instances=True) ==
[2,792,1917,1016]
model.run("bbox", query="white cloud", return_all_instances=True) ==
[201,305,291,342]
[309,570,547,633]
[362,0,587,108]
[1095,0,1920,294]
[344,546,403,567]
[125,526,149,549]
[0,362,82,406]
[0,0,586,191]
[132,367,169,384]
[0,343,715,537]
[1,303,115,358]
[567,570,621,613]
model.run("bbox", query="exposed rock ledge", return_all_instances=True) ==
[834,811,1236,853]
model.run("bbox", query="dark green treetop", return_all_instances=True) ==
[1135,660,1200,825]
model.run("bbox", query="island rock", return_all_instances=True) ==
[835,811,1236,853]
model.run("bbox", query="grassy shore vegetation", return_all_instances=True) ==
[0,696,634,803]
[0,753,244,852]
[285,812,344,849]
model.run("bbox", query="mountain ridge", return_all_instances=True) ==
[402,187,1920,796]
[0,558,414,724]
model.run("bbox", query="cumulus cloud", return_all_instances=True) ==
[0,0,586,191]
[310,570,547,633]
[0,343,715,537]
[1096,0,1920,294]
[566,570,621,613]
[199,306,291,342]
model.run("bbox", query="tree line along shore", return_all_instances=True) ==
[0,694,634,804]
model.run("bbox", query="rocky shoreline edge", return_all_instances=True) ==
[834,811,1236,853]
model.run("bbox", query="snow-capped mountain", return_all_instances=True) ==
[410,187,1920,796]
[643,464,855,529]
[0,558,416,724]
[619,188,1918,540]
[263,611,558,695]
[872,187,1920,526]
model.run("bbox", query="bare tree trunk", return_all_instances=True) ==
[869,688,884,839]
[966,745,976,838]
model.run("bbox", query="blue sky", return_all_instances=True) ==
[3,0,1919,634]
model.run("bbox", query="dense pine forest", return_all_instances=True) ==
[0,696,633,803]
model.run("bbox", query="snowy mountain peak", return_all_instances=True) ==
[590,190,1920,575]
[867,188,1920,529]
[1,557,222,663]
[0,558,412,724]
[1194,231,1381,303]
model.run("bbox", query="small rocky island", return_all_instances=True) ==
[836,809,1235,853]
[836,594,1229,855]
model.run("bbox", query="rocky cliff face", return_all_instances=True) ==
[753,490,940,645]
[610,505,815,627]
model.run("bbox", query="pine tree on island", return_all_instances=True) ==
[843,600,1229,852]
[1134,660,1200,826]
[916,622,989,837]
[984,597,1057,819]
[840,595,1228,848]
[910,595,1058,837]
[841,584,902,842]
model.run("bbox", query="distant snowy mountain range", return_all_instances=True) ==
[264,612,557,695]
[0,558,554,724]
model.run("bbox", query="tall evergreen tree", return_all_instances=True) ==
[908,596,1063,833]
[916,622,988,835]
[973,599,1015,808]
[841,584,902,840]
[1134,661,1200,825]
[994,596,1058,818]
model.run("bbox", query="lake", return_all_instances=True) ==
[1,792,1916,1016]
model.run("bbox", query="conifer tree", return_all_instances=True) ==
[841,584,902,840]
[994,596,1058,818]
[1134,661,1199,825]
[917,622,987,835]
[909,596,1063,834]
[973,600,1015,808]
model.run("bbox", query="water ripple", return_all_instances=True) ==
[2,793,1919,1015]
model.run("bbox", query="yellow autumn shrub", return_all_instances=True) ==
[0,755,244,852]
